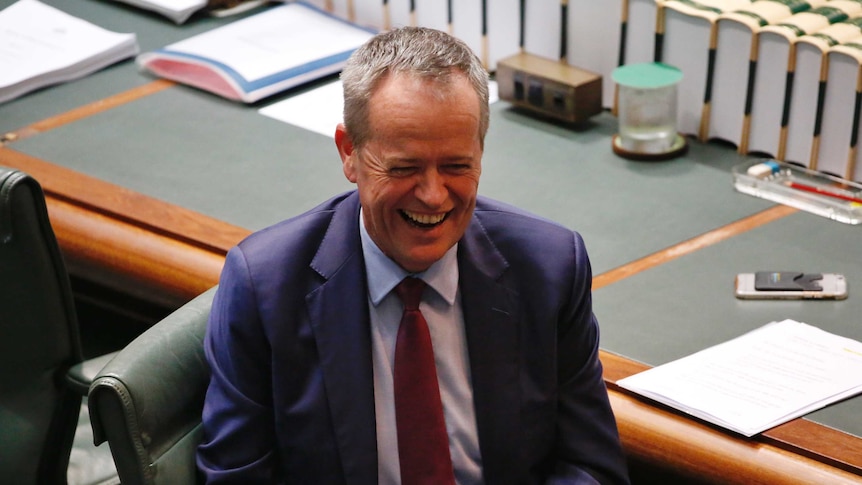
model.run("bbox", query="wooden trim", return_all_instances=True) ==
[50,197,225,307]
[593,204,798,290]
[763,416,862,476]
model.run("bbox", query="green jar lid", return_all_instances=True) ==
[612,62,683,89]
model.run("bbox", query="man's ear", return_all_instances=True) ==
[335,123,358,183]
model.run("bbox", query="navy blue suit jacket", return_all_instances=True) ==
[198,191,629,484]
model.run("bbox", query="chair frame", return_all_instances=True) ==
[0,167,84,484]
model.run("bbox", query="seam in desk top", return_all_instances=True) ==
[1,80,174,146]
[592,204,798,290]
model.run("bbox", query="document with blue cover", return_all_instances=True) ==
[137,2,375,103]
[618,319,862,437]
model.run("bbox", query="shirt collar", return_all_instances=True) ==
[359,208,459,306]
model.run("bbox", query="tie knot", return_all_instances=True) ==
[395,277,426,311]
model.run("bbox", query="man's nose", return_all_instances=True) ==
[415,170,447,207]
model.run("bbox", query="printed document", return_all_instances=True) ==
[617,319,862,437]
[0,0,138,104]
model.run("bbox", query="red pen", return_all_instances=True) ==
[786,181,862,205]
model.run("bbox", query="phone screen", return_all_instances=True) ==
[735,272,848,300]
[754,271,824,291]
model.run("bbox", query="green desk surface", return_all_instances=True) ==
[594,210,862,438]
[8,83,771,274]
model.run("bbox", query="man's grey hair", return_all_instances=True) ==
[340,26,490,149]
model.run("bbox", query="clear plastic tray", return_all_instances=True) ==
[732,160,862,225]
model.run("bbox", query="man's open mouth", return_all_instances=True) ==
[400,209,449,228]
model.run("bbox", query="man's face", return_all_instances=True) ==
[336,72,483,273]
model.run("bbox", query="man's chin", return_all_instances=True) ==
[393,246,451,273]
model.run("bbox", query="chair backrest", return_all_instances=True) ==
[89,287,215,485]
[0,167,83,484]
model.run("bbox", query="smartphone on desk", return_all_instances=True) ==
[735,271,848,300]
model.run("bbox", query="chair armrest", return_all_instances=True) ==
[88,287,215,485]
[67,352,119,396]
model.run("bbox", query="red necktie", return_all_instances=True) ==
[393,277,456,485]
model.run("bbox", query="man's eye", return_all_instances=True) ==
[445,164,471,173]
[390,166,415,175]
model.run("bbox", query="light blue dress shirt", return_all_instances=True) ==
[359,212,482,485]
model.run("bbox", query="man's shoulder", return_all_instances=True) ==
[468,197,590,288]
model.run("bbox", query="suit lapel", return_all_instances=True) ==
[459,219,521,484]
[302,195,522,484]
[306,193,378,485]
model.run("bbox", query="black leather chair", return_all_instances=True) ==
[89,287,214,485]
[0,167,116,485]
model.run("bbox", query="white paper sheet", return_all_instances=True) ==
[617,319,862,437]
[0,0,138,103]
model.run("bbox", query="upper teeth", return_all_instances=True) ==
[404,211,446,225]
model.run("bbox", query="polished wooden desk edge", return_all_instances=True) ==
[602,351,862,480]
[607,387,862,484]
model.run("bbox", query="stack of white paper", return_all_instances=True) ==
[110,0,267,25]
[617,319,862,437]
[112,0,207,24]
[0,0,139,104]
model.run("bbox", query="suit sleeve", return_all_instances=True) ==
[197,246,282,484]
[548,231,630,485]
